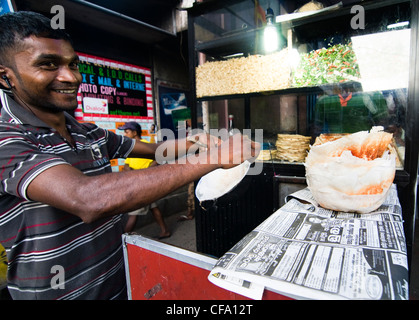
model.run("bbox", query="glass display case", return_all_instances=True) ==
[187,0,418,262]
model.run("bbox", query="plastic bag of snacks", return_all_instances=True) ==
[305,127,395,213]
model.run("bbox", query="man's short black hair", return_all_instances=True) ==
[0,11,73,67]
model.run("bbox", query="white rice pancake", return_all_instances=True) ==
[195,161,251,202]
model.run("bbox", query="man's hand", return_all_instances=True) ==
[208,133,260,169]
[187,132,220,151]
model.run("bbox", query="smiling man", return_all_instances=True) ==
[0,11,259,300]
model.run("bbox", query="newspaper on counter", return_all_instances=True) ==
[208,185,409,300]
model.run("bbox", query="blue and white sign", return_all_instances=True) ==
[0,0,14,15]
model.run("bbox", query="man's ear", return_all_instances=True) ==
[0,65,12,89]
[0,65,6,86]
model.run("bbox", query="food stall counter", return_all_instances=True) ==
[123,184,409,300]
[122,234,293,300]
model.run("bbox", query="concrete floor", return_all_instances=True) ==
[130,184,196,251]
[134,209,196,252]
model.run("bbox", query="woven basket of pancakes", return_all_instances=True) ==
[305,126,396,213]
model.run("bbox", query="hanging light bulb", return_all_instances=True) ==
[263,7,279,53]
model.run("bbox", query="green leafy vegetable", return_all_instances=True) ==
[293,43,360,87]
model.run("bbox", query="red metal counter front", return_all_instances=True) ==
[122,234,292,300]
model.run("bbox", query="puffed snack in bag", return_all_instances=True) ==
[305,126,396,213]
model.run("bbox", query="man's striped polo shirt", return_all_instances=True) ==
[0,90,135,299]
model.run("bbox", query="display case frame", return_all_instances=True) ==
[187,0,419,267]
